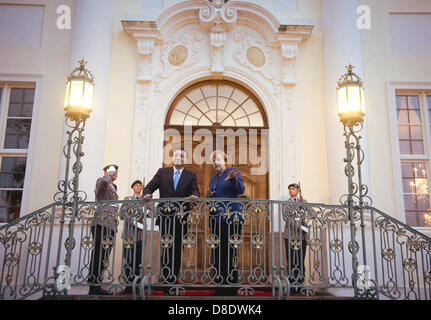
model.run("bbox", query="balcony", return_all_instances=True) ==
[1,198,430,300]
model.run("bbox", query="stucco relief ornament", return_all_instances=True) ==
[233,30,280,96]
[131,129,148,179]
[136,39,155,109]
[155,29,203,93]
[169,45,188,66]
[281,43,298,86]
[280,43,298,112]
[199,0,237,73]
[133,158,143,184]
[137,39,154,83]
[284,85,295,112]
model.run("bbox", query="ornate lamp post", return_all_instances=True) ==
[55,59,94,271]
[337,64,371,298]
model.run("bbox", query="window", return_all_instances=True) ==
[397,95,423,154]
[0,84,35,223]
[167,81,267,127]
[396,91,431,227]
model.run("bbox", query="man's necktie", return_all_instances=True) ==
[173,171,180,190]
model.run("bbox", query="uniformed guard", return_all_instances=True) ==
[119,179,145,294]
[283,182,311,295]
[88,164,119,295]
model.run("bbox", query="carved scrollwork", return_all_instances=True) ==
[183,233,196,249]
[160,233,174,249]
[199,0,237,73]
[280,43,298,86]
[137,39,155,83]
[233,30,280,94]
[155,29,203,90]
[135,39,155,111]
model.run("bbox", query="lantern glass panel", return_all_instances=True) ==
[337,84,365,119]
[64,81,70,109]
[347,85,361,113]
[337,86,348,115]
[83,81,94,112]
[69,80,84,108]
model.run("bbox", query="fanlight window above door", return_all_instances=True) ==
[167,81,266,127]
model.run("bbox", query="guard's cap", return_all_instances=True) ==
[103,164,118,172]
[131,180,143,188]
[288,183,300,189]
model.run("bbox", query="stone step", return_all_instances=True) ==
[41,288,368,300]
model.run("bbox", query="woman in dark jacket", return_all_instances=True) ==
[206,150,245,296]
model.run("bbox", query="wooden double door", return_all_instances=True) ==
[163,126,269,276]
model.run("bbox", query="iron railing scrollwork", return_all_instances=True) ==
[0,198,430,300]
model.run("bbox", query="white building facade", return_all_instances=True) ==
[1,0,430,232]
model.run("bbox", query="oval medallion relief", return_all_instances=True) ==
[169,45,188,66]
[246,46,265,67]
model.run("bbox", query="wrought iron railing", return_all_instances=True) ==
[0,198,430,300]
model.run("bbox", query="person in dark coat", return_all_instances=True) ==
[206,150,245,296]
[119,179,145,294]
[88,164,119,295]
[142,148,200,295]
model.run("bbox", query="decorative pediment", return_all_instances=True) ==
[122,0,313,78]
[121,0,314,110]
[198,0,237,72]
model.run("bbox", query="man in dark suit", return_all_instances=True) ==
[143,148,200,295]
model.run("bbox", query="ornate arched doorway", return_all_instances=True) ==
[163,79,269,274]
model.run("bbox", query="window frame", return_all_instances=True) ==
[165,80,268,128]
[0,83,35,155]
[388,82,431,231]
[0,76,42,225]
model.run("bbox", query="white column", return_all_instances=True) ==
[59,0,114,200]
[322,0,371,205]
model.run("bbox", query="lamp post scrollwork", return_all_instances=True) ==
[337,64,374,298]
